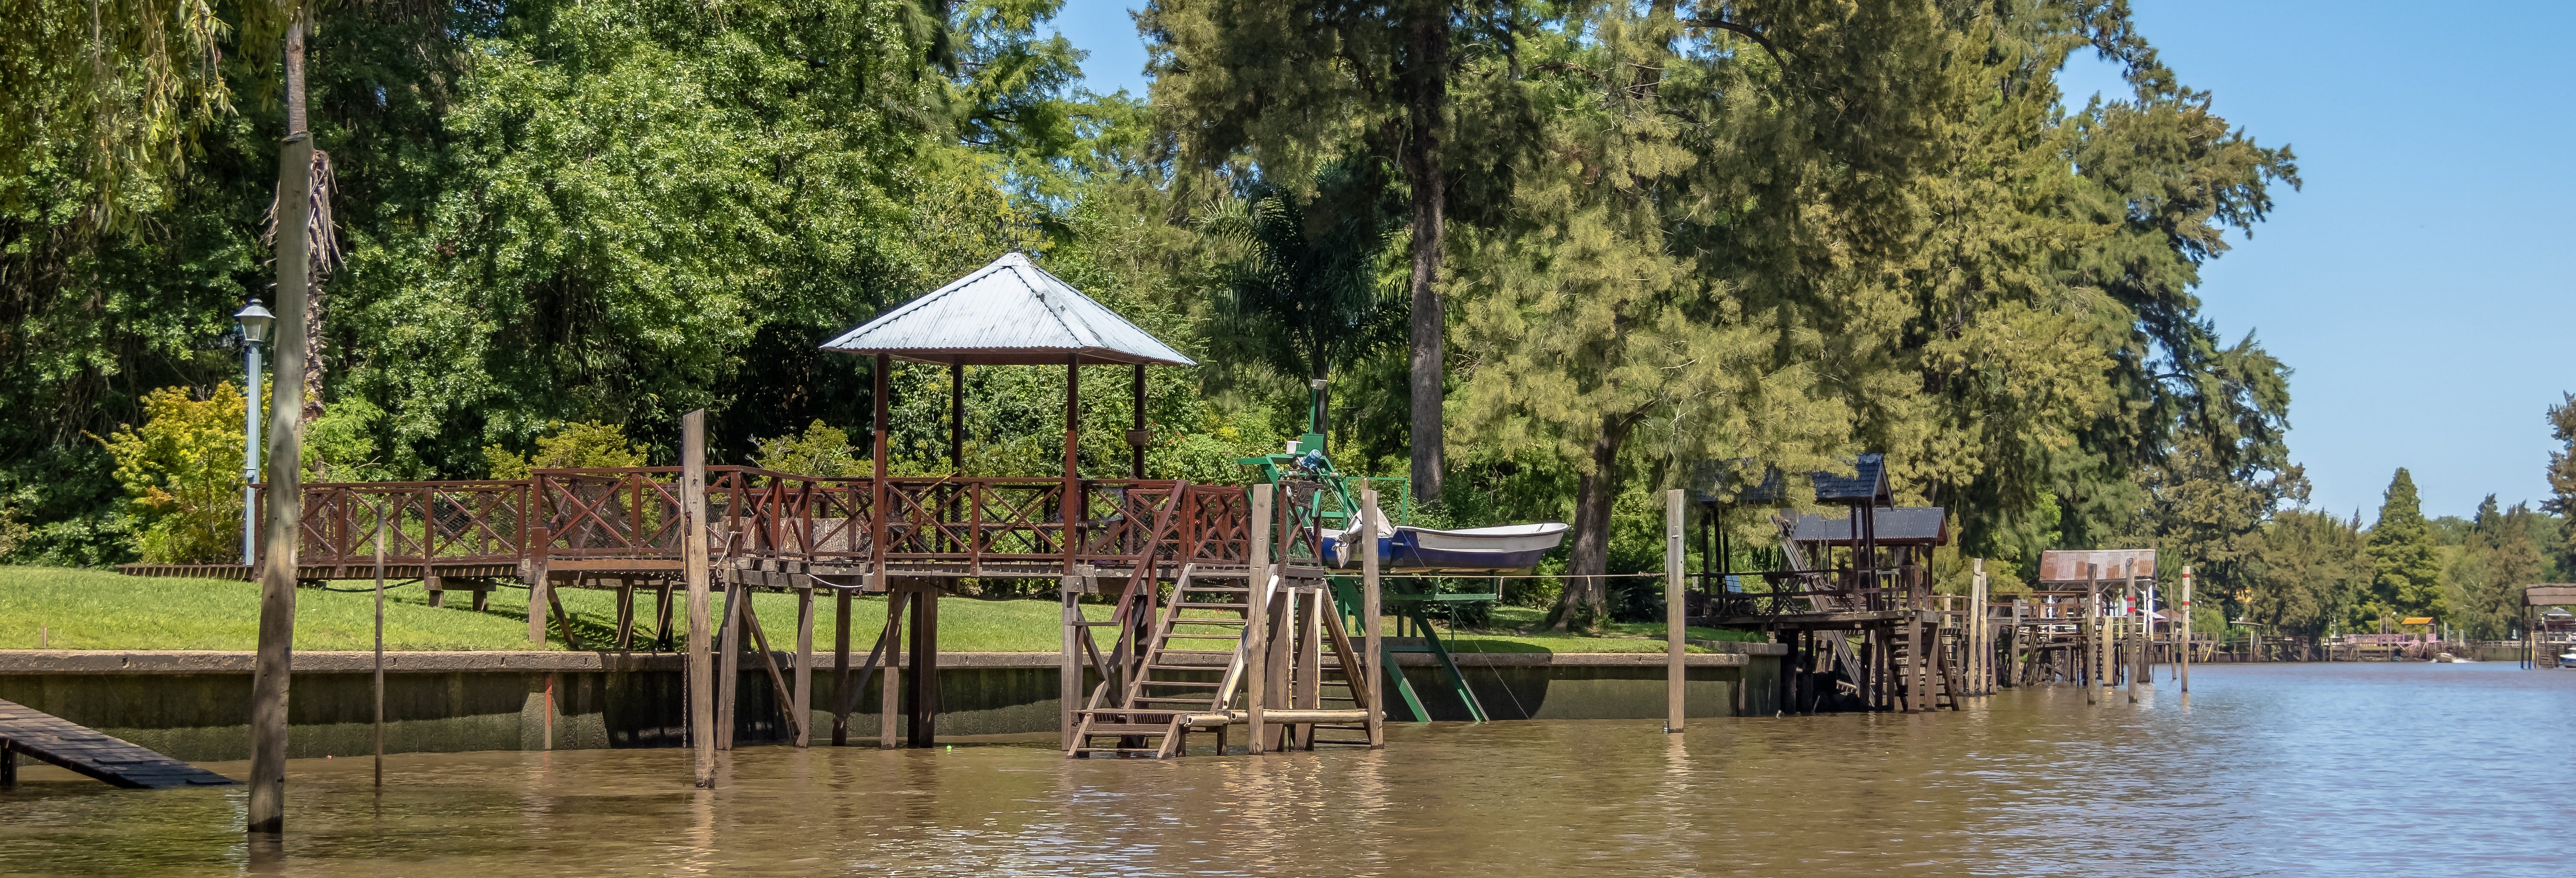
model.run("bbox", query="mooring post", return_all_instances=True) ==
[2081,590,2098,705]
[1665,489,1686,733]
[247,97,314,836]
[2126,561,2141,704]
[374,515,386,788]
[681,410,714,786]
[2179,565,2193,696]
[832,588,852,746]
[1968,558,1984,696]
[881,586,904,750]
[716,583,743,751]
[908,586,939,747]
[1361,489,1384,748]
[1060,575,1082,752]
[793,585,814,748]
[1245,483,1273,753]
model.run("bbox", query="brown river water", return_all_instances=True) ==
[4,662,2570,876]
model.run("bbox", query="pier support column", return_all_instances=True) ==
[833,588,852,746]
[681,410,715,787]
[794,586,814,748]
[1060,577,1082,752]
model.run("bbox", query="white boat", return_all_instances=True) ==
[1325,522,1571,573]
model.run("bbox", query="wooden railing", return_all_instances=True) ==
[260,468,1256,576]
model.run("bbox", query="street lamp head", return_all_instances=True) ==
[235,299,276,345]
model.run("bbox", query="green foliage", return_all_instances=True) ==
[96,384,245,564]
[2543,393,2576,572]
[2443,496,2545,640]
[2364,468,2444,625]
[2242,509,2368,639]
[756,421,867,477]
[1202,163,1407,384]
[483,422,648,480]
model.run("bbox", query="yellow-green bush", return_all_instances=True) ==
[98,385,247,564]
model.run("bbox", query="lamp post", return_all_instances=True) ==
[234,300,276,565]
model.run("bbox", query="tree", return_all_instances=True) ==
[1202,162,1408,432]
[2242,508,2366,640]
[2447,496,2542,640]
[2364,467,2442,626]
[1142,0,1525,500]
[2543,393,2576,572]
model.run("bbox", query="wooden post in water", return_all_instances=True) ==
[248,85,315,835]
[1665,489,1686,732]
[833,589,853,746]
[1361,489,1385,748]
[2179,565,2193,696]
[717,580,742,750]
[2126,561,2141,704]
[793,586,814,747]
[881,587,904,749]
[1059,576,1082,752]
[2081,585,2097,705]
[1245,483,1273,753]
[681,410,715,787]
[373,513,386,787]
[1968,558,1986,696]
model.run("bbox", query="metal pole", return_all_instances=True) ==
[1665,489,1686,733]
[682,410,715,787]
[241,339,262,565]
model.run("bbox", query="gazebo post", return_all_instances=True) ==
[1130,363,1146,478]
[871,354,892,744]
[950,363,965,473]
[1064,352,1081,574]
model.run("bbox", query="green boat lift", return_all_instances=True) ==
[1236,382,1497,723]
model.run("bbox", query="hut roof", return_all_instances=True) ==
[1690,454,1890,505]
[1790,507,1949,546]
[820,252,1196,366]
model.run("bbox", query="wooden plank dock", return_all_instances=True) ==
[0,698,238,789]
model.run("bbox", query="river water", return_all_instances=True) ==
[4,662,2569,876]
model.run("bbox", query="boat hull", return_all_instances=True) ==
[1324,523,1569,574]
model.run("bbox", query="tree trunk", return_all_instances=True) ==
[247,9,313,835]
[1555,417,1632,632]
[1402,2,1449,505]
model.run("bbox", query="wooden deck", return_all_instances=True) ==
[0,699,237,789]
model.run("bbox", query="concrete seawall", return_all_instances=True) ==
[0,646,1783,761]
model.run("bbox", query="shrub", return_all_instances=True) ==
[483,421,647,479]
[98,385,248,564]
[755,420,866,476]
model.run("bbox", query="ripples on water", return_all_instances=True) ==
[3,663,2568,876]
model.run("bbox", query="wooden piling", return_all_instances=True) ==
[831,589,852,745]
[1361,489,1384,748]
[881,586,904,749]
[1059,577,1081,752]
[1665,489,1686,733]
[793,586,814,748]
[2180,565,2193,695]
[248,121,313,835]
[2081,589,2097,705]
[1969,558,1986,696]
[907,586,939,747]
[373,514,386,788]
[681,410,714,787]
[2125,562,2140,704]
[717,580,742,751]
[1245,484,1272,753]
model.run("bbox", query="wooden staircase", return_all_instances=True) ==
[1068,565,1375,758]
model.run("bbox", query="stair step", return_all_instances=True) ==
[1163,627,1248,634]
[1077,723,1179,735]
[1132,696,1223,705]
[1137,680,1221,688]
[1153,649,1236,656]
[1171,602,1254,611]
[1075,748,1170,756]
[1181,586,1252,594]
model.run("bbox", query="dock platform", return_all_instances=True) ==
[0,698,238,789]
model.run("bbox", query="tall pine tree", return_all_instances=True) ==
[2364,467,2442,627]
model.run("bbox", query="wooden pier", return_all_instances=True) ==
[0,698,237,789]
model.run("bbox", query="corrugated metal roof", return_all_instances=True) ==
[1811,454,1889,503]
[1790,507,1949,546]
[819,252,1197,366]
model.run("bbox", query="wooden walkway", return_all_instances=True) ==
[0,699,237,789]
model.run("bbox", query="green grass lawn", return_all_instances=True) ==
[0,566,1763,654]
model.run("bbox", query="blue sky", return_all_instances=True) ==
[1047,0,2576,521]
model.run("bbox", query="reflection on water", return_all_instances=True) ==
[5,663,2569,876]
